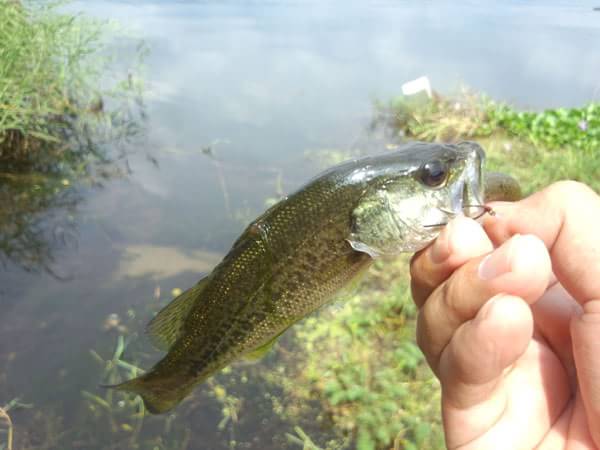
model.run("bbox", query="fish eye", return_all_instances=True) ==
[418,160,449,187]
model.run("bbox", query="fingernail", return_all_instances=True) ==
[478,234,521,280]
[432,216,486,264]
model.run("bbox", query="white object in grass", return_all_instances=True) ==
[401,76,432,98]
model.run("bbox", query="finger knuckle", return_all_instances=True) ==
[409,251,426,280]
[547,180,597,202]
[415,322,427,353]
[441,277,461,315]
[410,279,429,307]
[415,314,439,368]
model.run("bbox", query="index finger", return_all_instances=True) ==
[410,216,494,308]
[483,180,600,305]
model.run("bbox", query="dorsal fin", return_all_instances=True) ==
[146,276,210,351]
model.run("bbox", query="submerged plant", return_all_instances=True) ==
[0,405,13,450]
[0,398,33,450]
[83,334,147,447]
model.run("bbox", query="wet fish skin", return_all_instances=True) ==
[111,141,516,414]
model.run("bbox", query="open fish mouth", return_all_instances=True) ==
[422,204,495,229]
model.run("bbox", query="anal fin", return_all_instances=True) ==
[146,276,210,351]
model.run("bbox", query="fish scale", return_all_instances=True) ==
[184,180,372,369]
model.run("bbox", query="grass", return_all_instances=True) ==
[0,0,146,165]
[0,0,146,271]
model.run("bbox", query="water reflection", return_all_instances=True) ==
[0,173,79,275]
[0,90,147,274]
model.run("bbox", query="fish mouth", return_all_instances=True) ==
[423,175,491,229]
[422,206,493,229]
[422,204,494,229]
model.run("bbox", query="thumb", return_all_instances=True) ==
[571,300,600,446]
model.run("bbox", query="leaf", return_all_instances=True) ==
[356,428,376,450]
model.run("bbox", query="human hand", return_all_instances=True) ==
[409,181,600,449]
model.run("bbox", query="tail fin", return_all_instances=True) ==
[107,372,197,414]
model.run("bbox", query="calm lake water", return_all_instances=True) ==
[1,1,599,448]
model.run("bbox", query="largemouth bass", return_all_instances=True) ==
[111,141,519,413]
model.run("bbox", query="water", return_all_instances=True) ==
[1,1,599,448]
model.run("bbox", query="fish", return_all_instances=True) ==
[109,140,520,414]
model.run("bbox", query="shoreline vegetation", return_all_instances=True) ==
[373,89,600,195]
[0,0,146,272]
[1,2,599,449]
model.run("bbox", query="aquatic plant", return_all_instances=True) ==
[0,398,33,450]
[485,101,599,154]
[72,292,255,450]
[81,315,192,449]
[286,427,327,450]
[0,405,13,450]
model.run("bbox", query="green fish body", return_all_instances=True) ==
[112,141,519,413]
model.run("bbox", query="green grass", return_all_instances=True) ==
[3,0,93,167]
[0,0,144,169]
[0,0,146,271]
